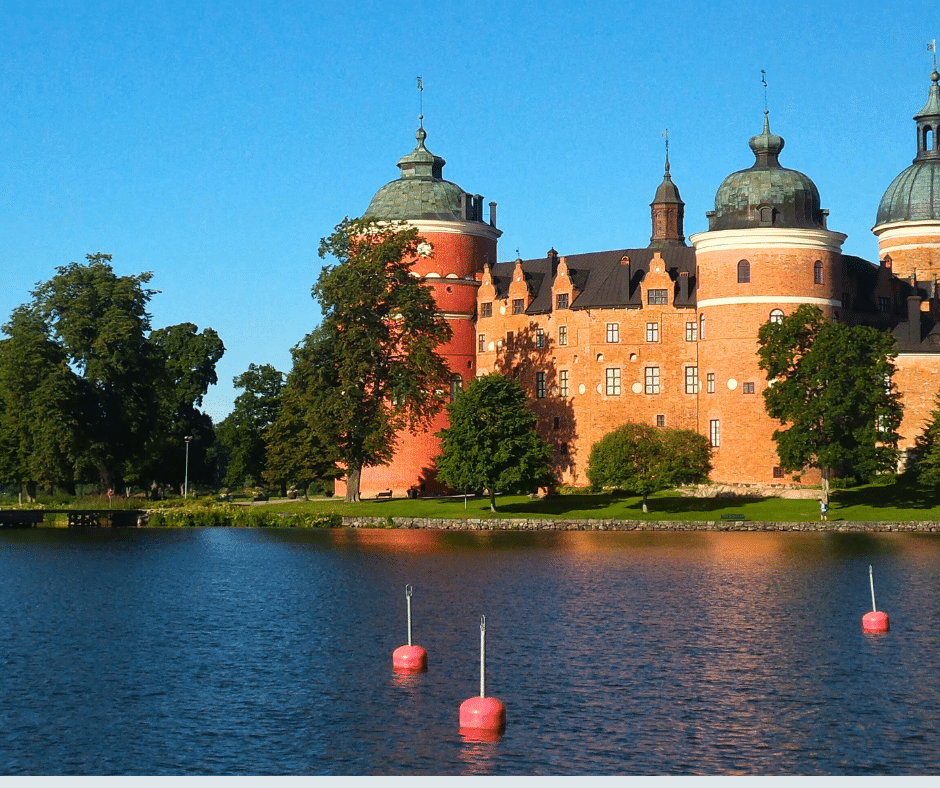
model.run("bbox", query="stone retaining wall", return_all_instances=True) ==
[341,516,940,533]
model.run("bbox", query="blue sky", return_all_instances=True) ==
[1,1,936,421]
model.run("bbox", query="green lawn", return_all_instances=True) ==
[257,481,940,522]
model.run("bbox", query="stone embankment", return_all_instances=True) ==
[341,516,940,533]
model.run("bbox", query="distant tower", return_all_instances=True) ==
[649,135,686,248]
[343,121,501,498]
[691,109,846,483]
[873,61,940,280]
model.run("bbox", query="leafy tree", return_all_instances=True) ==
[215,363,284,489]
[903,393,940,487]
[435,373,552,512]
[757,304,903,506]
[310,217,453,502]
[263,331,340,495]
[586,423,711,512]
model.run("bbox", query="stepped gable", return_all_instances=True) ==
[488,246,696,313]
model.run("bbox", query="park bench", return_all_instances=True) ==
[720,513,746,521]
[376,489,393,499]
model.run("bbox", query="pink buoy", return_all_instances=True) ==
[393,585,427,672]
[459,616,505,736]
[862,565,890,633]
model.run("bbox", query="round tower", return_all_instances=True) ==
[873,63,940,280]
[350,122,501,497]
[690,112,846,483]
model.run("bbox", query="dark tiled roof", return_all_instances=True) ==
[490,246,697,313]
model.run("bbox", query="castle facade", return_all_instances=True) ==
[340,67,940,497]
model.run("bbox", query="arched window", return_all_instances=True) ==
[737,259,750,283]
[450,374,463,402]
[814,260,823,285]
[770,309,784,324]
[699,313,706,339]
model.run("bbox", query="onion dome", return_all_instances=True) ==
[876,66,940,226]
[707,111,828,231]
[364,123,470,222]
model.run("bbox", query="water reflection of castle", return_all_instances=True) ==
[340,66,940,498]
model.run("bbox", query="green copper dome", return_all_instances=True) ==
[876,67,940,226]
[364,125,466,222]
[708,112,827,231]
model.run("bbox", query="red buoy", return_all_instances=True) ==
[459,616,505,736]
[862,565,890,633]
[393,585,427,672]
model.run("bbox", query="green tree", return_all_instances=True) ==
[215,363,284,489]
[435,373,552,512]
[263,331,340,495]
[757,304,903,506]
[311,217,453,502]
[903,393,940,487]
[586,423,711,512]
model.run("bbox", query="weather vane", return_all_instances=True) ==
[930,40,937,70]
[761,70,768,114]
[662,128,669,157]
[417,76,424,126]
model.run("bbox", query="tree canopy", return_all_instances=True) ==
[0,254,224,497]
[309,217,453,502]
[435,373,552,511]
[757,304,902,505]
[586,422,712,512]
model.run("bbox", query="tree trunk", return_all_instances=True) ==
[490,489,497,512]
[345,466,362,503]
[25,481,37,503]
[642,493,649,513]
[821,466,831,515]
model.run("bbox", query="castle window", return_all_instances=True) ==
[699,313,705,339]
[512,298,525,315]
[536,328,545,348]
[506,331,514,345]
[450,374,463,402]
[646,322,660,343]
[536,371,546,399]
[553,417,560,430]
[644,366,660,395]
[478,334,486,353]
[707,373,715,394]
[656,414,665,427]
[770,309,784,324]
[814,260,823,285]
[606,323,620,343]
[559,369,569,396]
[879,297,890,313]
[685,366,699,394]
[773,466,784,479]
[480,302,492,318]
[556,293,569,310]
[709,419,721,447]
[560,442,568,455]
[737,259,750,283]
[558,325,568,346]
[605,368,621,396]
[686,321,698,342]
[648,289,668,305]
[743,382,755,394]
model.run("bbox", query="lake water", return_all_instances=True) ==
[1,526,939,775]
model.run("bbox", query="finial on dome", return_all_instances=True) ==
[663,129,671,176]
[417,76,424,129]
[929,39,938,75]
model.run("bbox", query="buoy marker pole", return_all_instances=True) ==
[869,565,877,612]
[480,615,486,698]
[406,584,413,646]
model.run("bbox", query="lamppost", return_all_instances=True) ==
[184,435,193,498]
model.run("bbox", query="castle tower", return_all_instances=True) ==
[873,63,940,280]
[690,111,846,483]
[346,122,500,497]
[649,150,686,248]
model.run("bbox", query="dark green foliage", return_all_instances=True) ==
[757,304,903,505]
[310,217,453,502]
[215,363,285,489]
[904,393,940,487]
[435,373,552,511]
[586,423,712,512]
[147,506,341,528]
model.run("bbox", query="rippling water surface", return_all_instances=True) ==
[1,527,939,775]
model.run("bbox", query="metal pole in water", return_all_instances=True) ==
[869,564,877,612]
[406,584,413,646]
[480,615,486,698]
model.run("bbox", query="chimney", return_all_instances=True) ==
[489,201,497,228]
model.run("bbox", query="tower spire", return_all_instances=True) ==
[417,75,424,129]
